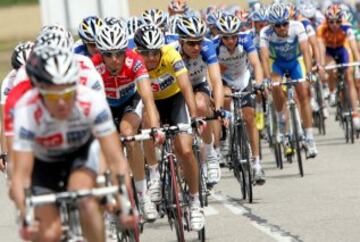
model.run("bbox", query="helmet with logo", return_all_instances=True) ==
[95,23,128,52]
[134,24,164,50]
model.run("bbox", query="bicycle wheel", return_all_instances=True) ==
[290,105,304,177]
[116,227,138,242]
[343,86,355,144]
[168,156,185,242]
[197,164,206,242]
[231,126,246,200]
[239,126,253,203]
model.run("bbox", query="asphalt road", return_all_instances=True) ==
[1,108,360,242]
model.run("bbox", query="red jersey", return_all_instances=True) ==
[92,49,149,107]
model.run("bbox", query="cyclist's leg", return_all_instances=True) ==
[33,205,62,242]
[68,140,104,242]
[325,49,339,106]
[194,83,220,184]
[68,169,104,242]
[270,61,286,113]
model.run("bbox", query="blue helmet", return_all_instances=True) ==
[267,3,290,24]
[250,6,268,22]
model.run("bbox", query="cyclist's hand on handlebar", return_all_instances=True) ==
[214,108,231,127]
[150,128,165,146]
[306,72,317,83]
[191,117,207,134]
[19,220,39,241]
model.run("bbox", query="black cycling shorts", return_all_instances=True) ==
[155,92,190,126]
[110,93,142,128]
[31,138,100,195]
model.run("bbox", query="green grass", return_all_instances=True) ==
[0,0,37,6]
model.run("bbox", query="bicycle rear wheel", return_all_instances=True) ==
[291,105,304,177]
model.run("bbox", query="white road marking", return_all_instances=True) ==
[211,192,246,215]
[210,191,298,242]
[204,205,219,216]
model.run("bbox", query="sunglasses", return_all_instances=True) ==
[101,50,126,58]
[328,20,342,25]
[222,35,238,40]
[137,49,161,57]
[274,21,289,28]
[39,86,76,102]
[184,40,203,47]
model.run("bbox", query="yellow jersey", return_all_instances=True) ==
[148,45,187,100]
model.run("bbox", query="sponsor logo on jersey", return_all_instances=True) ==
[96,63,106,75]
[173,60,185,72]
[94,110,111,125]
[35,133,63,148]
[34,106,43,126]
[19,127,35,140]
[66,130,88,144]
[133,60,143,73]
[125,57,134,68]
[78,60,90,70]
[78,101,91,117]
[79,76,88,86]
[91,81,102,91]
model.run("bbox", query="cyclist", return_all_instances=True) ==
[74,16,103,57]
[214,13,266,184]
[134,24,205,231]
[92,22,161,221]
[11,46,136,242]
[260,3,318,158]
[0,41,33,171]
[174,15,225,186]
[317,4,360,130]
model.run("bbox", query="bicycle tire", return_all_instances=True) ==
[239,126,253,203]
[168,155,185,242]
[275,142,283,169]
[290,105,304,177]
[231,126,246,200]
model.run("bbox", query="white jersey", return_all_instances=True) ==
[1,69,17,105]
[13,85,115,162]
[173,39,219,86]
[259,20,308,62]
[213,32,256,90]
[6,54,105,101]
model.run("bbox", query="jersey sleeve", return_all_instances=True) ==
[345,26,355,41]
[166,46,188,77]
[0,70,16,105]
[12,99,36,152]
[241,33,256,53]
[296,22,308,42]
[90,91,117,137]
[201,40,218,64]
[259,27,270,48]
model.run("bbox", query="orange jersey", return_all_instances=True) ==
[317,22,355,48]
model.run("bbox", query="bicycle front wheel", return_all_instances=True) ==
[290,105,304,177]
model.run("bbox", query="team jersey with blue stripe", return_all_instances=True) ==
[259,20,308,62]
[173,38,218,86]
[74,39,91,57]
[213,31,256,90]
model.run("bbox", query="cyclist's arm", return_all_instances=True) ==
[248,51,264,85]
[317,39,326,67]
[308,35,322,66]
[11,150,33,216]
[176,72,198,118]
[136,78,160,128]
[98,132,132,186]
[348,39,360,62]
[299,40,312,74]
[260,47,271,79]
[207,63,224,110]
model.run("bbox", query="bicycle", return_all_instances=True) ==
[271,76,307,177]
[23,174,137,242]
[324,62,360,143]
[311,73,327,135]
[142,123,206,242]
[225,90,254,203]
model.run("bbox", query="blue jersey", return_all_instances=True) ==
[74,39,91,57]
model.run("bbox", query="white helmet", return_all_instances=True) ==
[134,24,164,50]
[141,8,168,29]
[95,23,128,52]
[11,41,34,70]
[216,14,242,35]
[26,46,79,86]
[176,15,207,40]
